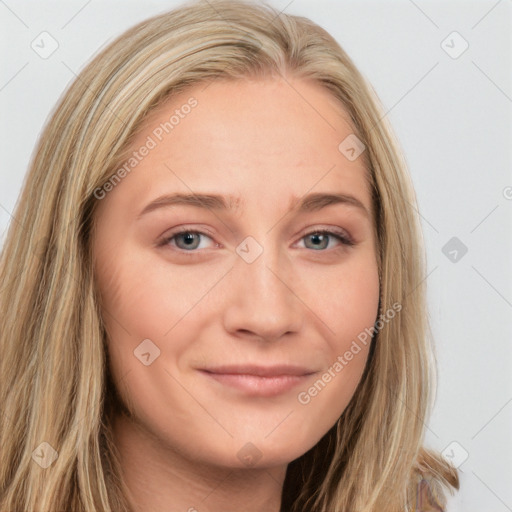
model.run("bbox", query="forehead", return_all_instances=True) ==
[105,77,372,216]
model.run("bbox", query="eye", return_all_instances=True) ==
[160,229,216,251]
[158,226,354,255]
[297,228,354,251]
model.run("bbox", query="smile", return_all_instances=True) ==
[198,365,317,397]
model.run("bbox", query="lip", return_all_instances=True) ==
[198,364,317,397]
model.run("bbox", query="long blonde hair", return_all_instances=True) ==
[0,1,458,510]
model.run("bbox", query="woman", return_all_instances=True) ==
[0,0,459,510]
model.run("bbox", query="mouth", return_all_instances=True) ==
[197,364,318,397]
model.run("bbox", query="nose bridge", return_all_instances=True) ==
[223,234,303,340]
[241,239,287,301]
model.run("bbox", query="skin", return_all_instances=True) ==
[92,76,380,512]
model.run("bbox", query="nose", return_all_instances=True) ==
[222,241,304,343]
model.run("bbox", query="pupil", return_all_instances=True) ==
[310,233,327,250]
[184,233,196,245]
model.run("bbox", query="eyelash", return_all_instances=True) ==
[158,226,355,256]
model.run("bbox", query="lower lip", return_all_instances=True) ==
[199,371,311,397]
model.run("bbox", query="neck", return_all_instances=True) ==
[112,412,286,512]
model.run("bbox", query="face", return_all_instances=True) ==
[93,76,380,470]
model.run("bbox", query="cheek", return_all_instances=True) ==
[93,250,171,387]
[294,268,378,437]
[311,252,380,349]
[97,248,206,339]
[95,251,215,394]
[304,254,379,394]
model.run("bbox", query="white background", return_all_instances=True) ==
[1,1,511,510]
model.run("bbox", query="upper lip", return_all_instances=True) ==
[199,364,317,377]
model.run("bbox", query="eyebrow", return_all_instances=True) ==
[137,192,370,219]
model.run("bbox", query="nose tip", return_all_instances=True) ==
[222,251,304,342]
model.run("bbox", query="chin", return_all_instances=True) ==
[192,429,322,471]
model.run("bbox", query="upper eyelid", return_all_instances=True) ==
[164,226,350,239]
